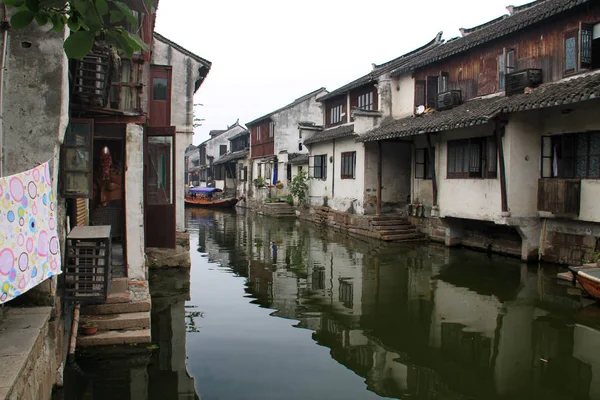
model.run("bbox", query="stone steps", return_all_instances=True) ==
[81,298,151,316]
[382,233,426,241]
[370,219,409,226]
[80,311,150,331]
[77,328,151,347]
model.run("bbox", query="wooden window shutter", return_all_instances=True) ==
[426,76,438,109]
[61,119,93,198]
[415,80,426,109]
[415,149,425,179]
[541,136,553,178]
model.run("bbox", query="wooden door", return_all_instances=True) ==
[145,126,176,248]
[149,66,172,127]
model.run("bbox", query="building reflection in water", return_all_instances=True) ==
[66,268,198,400]
[191,208,600,400]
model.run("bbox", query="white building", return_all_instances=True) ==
[246,88,327,200]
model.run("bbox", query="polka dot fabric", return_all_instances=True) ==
[0,162,61,304]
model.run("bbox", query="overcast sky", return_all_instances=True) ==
[154,0,530,145]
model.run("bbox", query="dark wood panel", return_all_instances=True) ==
[414,5,600,102]
[537,178,581,216]
[251,141,275,158]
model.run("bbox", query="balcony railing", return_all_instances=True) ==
[537,178,581,216]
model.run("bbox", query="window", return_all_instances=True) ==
[61,120,93,198]
[257,126,261,141]
[312,154,327,179]
[152,78,168,100]
[499,50,515,90]
[287,164,292,182]
[214,165,223,180]
[219,145,227,156]
[264,163,272,180]
[269,121,275,138]
[564,24,597,75]
[356,91,374,111]
[341,152,356,179]
[447,137,497,179]
[415,148,434,180]
[329,104,344,125]
[438,72,449,93]
[542,132,600,179]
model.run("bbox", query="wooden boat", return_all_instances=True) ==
[185,187,238,208]
[569,266,600,301]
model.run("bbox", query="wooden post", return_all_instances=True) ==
[496,121,508,213]
[377,141,382,216]
[68,304,80,362]
[425,132,438,207]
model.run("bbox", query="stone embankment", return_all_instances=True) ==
[298,206,426,243]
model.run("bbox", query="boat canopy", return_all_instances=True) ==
[190,187,223,194]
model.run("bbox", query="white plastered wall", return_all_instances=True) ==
[125,124,146,281]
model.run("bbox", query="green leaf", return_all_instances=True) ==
[10,10,35,29]
[122,29,148,52]
[95,0,108,16]
[71,0,89,16]
[34,10,49,26]
[63,30,96,59]
[3,0,25,7]
[109,10,123,24]
[113,1,137,26]
[49,11,65,32]
[25,0,39,12]
[39,0,67,8]
[67,14,80,31]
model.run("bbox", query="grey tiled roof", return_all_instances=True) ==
[318,33,444,102]
[213,149,249,165]
[228,130,249,141]
[288,153,309,165]
[358,71,600,142]
[304,124,356,145]
[390,0,590,76]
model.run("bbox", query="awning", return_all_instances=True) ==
[190,187,222,194]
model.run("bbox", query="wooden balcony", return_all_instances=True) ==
[537,179,581,216]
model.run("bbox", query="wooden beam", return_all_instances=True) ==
[377,141,382,216]
[425,133,438,207]
[496,120,508,213]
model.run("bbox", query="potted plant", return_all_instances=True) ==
[254,176,265,188]
[80,321,98,336]
[275,180,284,189]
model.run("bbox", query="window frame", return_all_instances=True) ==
[415,148,434,180]
[340,151,356,179]
[311,154,327,179]
[356,91,374,111]
[61,119,94,198]
[446,137,497,179]
[269,121,275,138]
[219,144,227,156]
[542,132,600,179]
[328,103,344,126]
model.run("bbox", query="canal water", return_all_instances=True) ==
[63,209,600,400]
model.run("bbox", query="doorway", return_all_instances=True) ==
[91,124,127,277]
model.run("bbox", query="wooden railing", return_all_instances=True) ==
[537,179,581,216]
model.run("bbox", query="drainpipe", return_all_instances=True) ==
[0,6,9,177]
[331,139,335,201]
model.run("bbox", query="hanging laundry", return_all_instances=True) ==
[0,161,61,304]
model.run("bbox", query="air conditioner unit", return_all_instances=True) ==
[436,90,462,111]
[506,68,542,96]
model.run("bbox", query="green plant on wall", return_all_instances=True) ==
[254,176,265,188]
[288,170,308,205]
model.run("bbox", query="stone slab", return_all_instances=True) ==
[0,307,51,399]
[77,328,151,347]
[81,298,151,315]
[81,311,150,331]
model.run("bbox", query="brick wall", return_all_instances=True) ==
[541,231,599,265]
